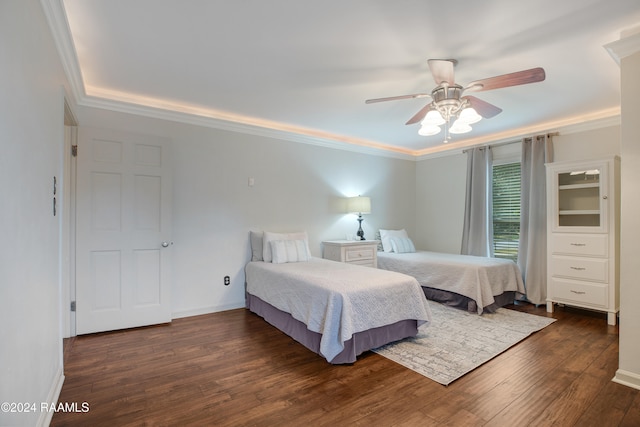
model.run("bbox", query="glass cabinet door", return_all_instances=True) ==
[548,160,609,232]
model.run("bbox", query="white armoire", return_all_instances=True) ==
[546,157,620,325]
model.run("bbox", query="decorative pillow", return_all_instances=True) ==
[270,239,311,264]
[263,231,310,263]
[249,231,264,261]
[390,236,416,253]
[379,229,409,252]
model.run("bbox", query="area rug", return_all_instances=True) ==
[372,302,556,385]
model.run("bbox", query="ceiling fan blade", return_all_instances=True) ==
[428,59,457,85]
[465,67,545,92]
[405,103,433,125]
[365,93,430,104]
[463,96,502,118]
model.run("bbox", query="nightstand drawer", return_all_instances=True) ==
[344,246,375,262]
[322,240,379,268]
[550,256,608,282]
[348,259,376,267]
[549,278,608,308]
[551,234,607,257]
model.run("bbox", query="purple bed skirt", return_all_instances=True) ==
[246,293,419,364]
[423,288,516,313]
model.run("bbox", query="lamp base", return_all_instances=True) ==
[356,216,365,240]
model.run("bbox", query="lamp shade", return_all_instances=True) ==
[418,124,441,136]
[347,196,371,214]
[421,109,446,126]
[449,120,473,134]
[457,107,482,124]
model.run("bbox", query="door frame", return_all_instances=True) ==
[62,96,78,338]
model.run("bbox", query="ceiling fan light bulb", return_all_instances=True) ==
[449,120,472,134]
[418,124,441,136]
[458,107,482,124]
[421,110,445,126]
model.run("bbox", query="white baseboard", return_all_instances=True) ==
[612,369,640,391]
[172,302,245,320]
[37,367,65,427]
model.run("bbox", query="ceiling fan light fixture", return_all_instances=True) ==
[365,59,545,143]
[449,120,472,134]
[418,124,441,136]
[458,107,482,124]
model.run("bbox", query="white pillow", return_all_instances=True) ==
[263,231,310,263]
[379,229,409,252]
[390,236,416,253]
[270,239,311,264]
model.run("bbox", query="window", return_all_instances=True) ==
[492,162,521,262]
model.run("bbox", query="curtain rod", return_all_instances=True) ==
[462,132,559,153]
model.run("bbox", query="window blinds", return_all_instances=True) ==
[492,162,521,262]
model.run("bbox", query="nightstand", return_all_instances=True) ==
[322,240,380,268]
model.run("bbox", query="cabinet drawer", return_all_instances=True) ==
[344,246,375,262]
[551,234,607,257]
[550,256,607,282]
[549,278,608,308]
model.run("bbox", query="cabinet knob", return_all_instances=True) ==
[603,195,608,199]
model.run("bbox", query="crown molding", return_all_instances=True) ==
[557,112,621,134]
[39,0,624,163]
[78,94,417,160]
[40,0,85,103]
[40,0,416,160]
[414,110,621,161]
[605,27,640,65]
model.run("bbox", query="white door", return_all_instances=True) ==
[75,127,172,334]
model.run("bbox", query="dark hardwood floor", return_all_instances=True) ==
[52,303,639,426]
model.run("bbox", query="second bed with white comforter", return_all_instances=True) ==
[377,251,525,314]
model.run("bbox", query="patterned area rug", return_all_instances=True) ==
[373,302,556,385]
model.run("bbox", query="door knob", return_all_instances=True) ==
[161,241,171,248]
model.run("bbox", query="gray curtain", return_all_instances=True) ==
[518,135,553,305]
[461,146,493,257]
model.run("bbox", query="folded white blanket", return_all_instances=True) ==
[246,257,432,362]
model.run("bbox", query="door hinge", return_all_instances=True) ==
[71,145,78,157]
[70,301,76,312]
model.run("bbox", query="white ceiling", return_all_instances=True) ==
[48,0,640,157]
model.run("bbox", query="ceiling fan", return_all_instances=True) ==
[365,59,545,142]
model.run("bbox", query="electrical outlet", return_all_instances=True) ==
[224,276,230,286]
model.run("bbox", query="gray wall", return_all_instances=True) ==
[74,107,417,316]
[0,1,68,425]
[617,43,640,390]
[415,153,467,253]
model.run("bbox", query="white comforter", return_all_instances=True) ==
[377,251,525,314]
[245,257,432,362]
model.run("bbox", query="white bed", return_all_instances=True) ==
[377,251,525,314]
[245,231,432,363]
